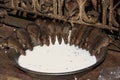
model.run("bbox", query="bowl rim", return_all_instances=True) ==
[9,47,107,76]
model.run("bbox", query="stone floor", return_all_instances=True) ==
[0,49,120,80]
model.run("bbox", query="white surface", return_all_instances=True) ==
[18,37,97,73]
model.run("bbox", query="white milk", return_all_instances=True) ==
[18,37,97,73]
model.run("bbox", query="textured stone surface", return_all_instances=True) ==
[0,74,22,80]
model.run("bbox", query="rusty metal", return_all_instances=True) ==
[0,0,120,31]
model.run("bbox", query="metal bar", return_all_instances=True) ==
[0,5,119,31]
[3,15,32,28]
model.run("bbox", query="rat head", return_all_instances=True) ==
[0,9,7,18]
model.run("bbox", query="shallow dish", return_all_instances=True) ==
[8,47,107,80]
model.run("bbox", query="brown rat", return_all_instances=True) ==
[16,28,33,51]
